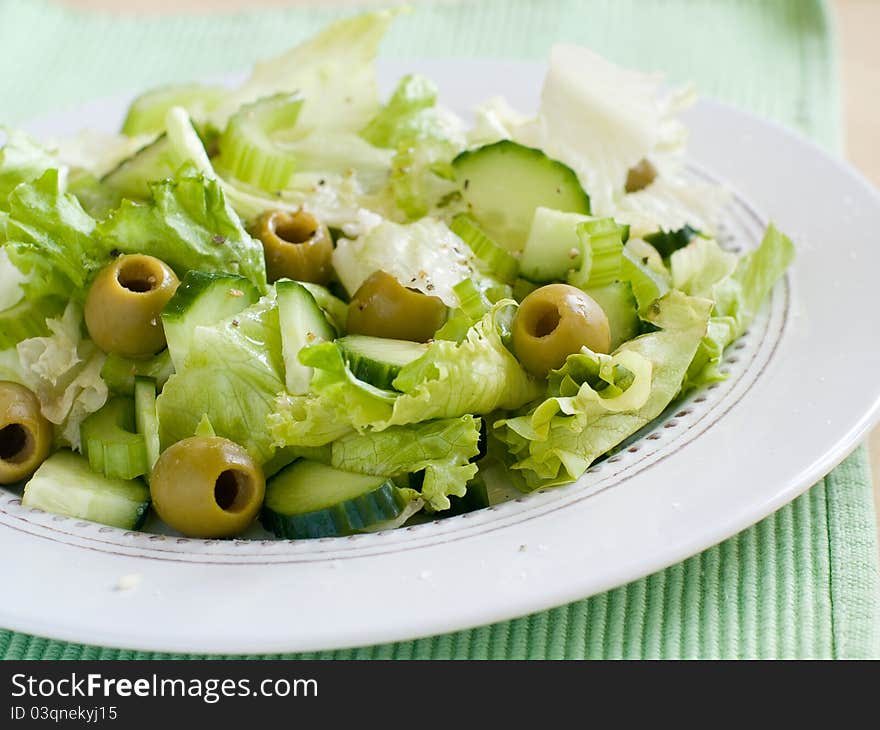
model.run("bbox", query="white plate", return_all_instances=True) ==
[2,60,879,654]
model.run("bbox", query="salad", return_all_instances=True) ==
[0,9,793,540]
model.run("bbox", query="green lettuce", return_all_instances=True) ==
[16,302,109,449]
[0,129,60,207]
[362,74,464,219]
[156,297,284,464]
[97,167,267,291]
[210,9,401,133]
[673,224,794,388]
[4,169,109,301]
[268,302,543,445]
[494,291,712,490]
[331,415,481,511]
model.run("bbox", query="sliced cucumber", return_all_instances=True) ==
[299,282,348,335]
[134,378,161,477]
[336,335,428,390]
[519,207,590,282]
[101,134,177,200]
[161,271,260,370]
[0,296,65,349]
[217,93,303,191]
[453,140,590,253]
[101,349,174,396]
[586,281,640,351]
[122,83,227,137]
[261,460,408,539]
[276,280,336,395]
[22,450,150,530]
[80,398,148,480]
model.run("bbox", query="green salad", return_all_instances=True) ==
[0,9,794,540]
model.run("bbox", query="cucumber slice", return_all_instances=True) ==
[161,271,260,370]
[122,83,227,137]
[101,134,177,200]
[134,378,161,476]
[276,280,335,395]
[336,335,428,390]
[519,207,590,282]
[80,397,148,480]
[0,296,65,349]
[299,282,348,335]
[101,349,174,396]
[261,460,408,539]
[586,281,640,351]
[453,140,590,253]
[217,93,303,191]
[22,450,150,530]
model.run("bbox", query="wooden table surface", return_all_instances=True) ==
[58,0,880,529]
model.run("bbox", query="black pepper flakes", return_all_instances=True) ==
[212,235,227,245]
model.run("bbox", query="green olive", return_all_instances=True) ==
[512,284,611,377]
[150,436,265,538]
[84,254,179,358]
[0,382,52,485]
[625,158,658,193]
[347,270,447,343]
[254,209,333,285]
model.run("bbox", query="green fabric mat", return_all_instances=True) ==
[1,0,877,659]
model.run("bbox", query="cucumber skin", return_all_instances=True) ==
[276,279,336,396]
[260,481,408,539]
[336,335,427,391]
[453,140,591,252]
[161,271,260,370]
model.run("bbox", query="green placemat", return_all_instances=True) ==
[1,0,877,659]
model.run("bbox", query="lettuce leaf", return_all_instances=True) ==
[268,302,543,445]
[16,302,109,449]
[4,169,109,301]
[0,129,61,207]
[332,217,474,306]
[156,297,284,464]
[97,167,268,291]
[673,224,795,388]
[210,9,401,133]
[330,415,481,511]
[361,74,465,220]
[517,44,691,217]
[494,291,712,490]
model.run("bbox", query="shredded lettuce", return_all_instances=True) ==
[96,166,268,291]
[494,291,712,490]
[362,74,465,219]
[332,217,474,306]
[157,297,284,464]
[210,9,401,133]
[0,129,62,207]
[516,44,692,218]
[330,415,481,511]
[673,224,794,388]
[4,169,108,302]
[16,302,109,449]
